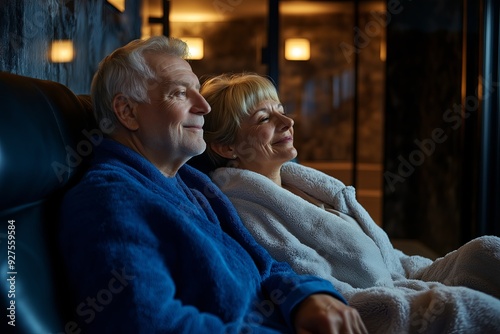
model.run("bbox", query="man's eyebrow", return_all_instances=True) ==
[160,80,200,89]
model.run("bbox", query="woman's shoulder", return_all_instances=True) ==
[210,167,277,190]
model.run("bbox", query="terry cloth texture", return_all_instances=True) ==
[211,161,500,334]
[59,140,344,334]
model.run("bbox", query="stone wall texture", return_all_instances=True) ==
[0,0,141,94]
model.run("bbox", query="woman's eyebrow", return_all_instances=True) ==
[252,108,269,115]
[257,103,283,111]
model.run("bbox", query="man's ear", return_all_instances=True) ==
[210,142,236,159]
[113,94,139,131]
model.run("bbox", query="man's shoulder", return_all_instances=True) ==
[72,160,132,190]
[62,156,157,213]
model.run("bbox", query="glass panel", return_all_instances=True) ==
[279,1,356,163]
[160,0,269,79]
[279,0,386,225]
[356,1,386,226]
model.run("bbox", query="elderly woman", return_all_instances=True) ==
[200,72,500,334]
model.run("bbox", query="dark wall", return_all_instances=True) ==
[383,0,476,255]
[0,0,142,94]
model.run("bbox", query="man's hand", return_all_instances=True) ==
[293,294,368,334]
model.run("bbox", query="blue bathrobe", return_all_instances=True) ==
[59,139,344,334]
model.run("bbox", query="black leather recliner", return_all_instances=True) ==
[0,72,97,334]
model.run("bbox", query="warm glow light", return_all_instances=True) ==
[380,38,386,62]
[285,38,310,61]
[141,26,151,39]
[50,40,74,63]
[181,37,204,60]
[107,0,125,12]
[170,13,221,22]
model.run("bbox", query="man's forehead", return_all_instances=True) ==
[157,59,190,72]
[158,65,199,85]
[157,71,199,87]
[145,53,191,72]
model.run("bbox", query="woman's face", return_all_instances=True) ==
[231,99,297,175]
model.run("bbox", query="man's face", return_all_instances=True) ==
[134,53,211,172]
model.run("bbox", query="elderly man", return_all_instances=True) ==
[59,36,367,334]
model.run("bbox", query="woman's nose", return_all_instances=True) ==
[278,113,294,130]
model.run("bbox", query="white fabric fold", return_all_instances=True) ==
[211,162,500,333]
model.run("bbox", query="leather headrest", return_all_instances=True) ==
[0,72,97,211]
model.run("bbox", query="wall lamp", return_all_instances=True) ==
[181,37,204,60]
[107,0,125,12]
[50,40,74,63]
[285,38,310,61]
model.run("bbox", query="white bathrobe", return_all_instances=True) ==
[211,162,500,334]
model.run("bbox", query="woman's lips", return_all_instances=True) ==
[273,136,293,144]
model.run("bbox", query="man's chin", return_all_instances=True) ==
[192,143,207,157]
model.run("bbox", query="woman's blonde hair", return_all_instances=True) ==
[201,73,280,168]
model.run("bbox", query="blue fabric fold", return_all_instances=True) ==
[59,139,345,334]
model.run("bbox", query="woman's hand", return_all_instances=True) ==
[293,294,368,334]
